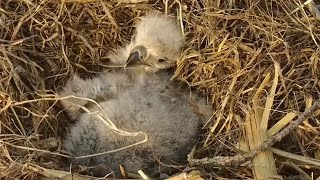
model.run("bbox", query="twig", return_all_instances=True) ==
[189,99,320,166]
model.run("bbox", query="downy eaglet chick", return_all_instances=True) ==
[60,12,211,177]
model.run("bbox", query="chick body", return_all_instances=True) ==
[64,71,209,175]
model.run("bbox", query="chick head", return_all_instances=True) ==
[125,13,184,72]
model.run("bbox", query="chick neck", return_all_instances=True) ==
[125,66,154,87]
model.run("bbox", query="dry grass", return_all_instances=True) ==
[1,0,320,179]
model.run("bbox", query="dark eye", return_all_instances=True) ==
[158,58,167,63]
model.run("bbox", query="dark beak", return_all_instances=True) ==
[125,46,147,67]
[126,51,142,67]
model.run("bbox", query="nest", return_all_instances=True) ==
[1,0,320,179]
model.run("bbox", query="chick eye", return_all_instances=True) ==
[158,58,167,63]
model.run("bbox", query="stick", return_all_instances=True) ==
[189,99,320,166]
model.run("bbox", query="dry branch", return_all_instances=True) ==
[189,99,320,166]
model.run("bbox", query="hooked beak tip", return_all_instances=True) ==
[126,51,141,67]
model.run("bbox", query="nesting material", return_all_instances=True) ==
[1,0,320,179]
